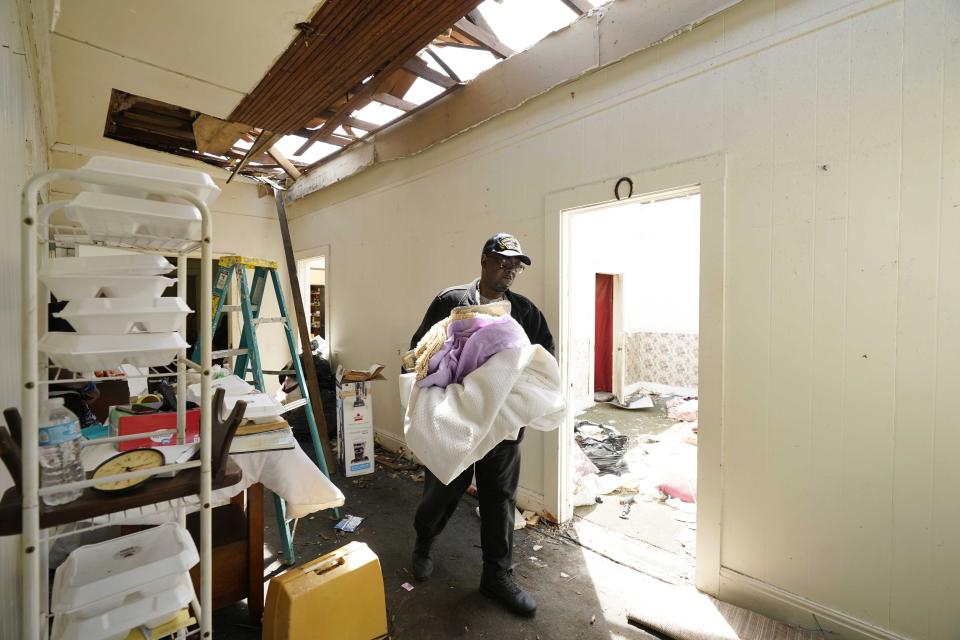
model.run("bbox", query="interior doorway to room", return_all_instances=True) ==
[563,191,701,585]
[296,254,330,358]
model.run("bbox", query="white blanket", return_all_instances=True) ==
[403,345,566,485]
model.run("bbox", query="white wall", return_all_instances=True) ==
[288,0,960,637]
[1,1,49,636]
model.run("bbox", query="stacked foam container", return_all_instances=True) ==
[50,524,199,640]
[38,156,220,372]
[40,157,221,638]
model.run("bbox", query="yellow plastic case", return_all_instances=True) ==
[262,541,388,640]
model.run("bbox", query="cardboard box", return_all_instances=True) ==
[108,406,200,451]
[336,365,384,477]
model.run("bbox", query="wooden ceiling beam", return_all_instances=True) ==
[402,55,458,89]
[426,46,462,83]
[452,17,514,58]
[227,130,282,184]
[267,146,302,180]
[372,92,417,112]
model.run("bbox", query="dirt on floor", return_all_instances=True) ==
[214,465,673,640]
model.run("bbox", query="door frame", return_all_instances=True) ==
[543,154,726,595]
[294,244,332,358]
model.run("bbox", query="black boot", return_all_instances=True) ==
[412,538,434,581]
[480,570,537,617]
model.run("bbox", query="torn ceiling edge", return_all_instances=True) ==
[287,0,743,202]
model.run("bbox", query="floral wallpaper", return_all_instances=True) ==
[624,331,699,388]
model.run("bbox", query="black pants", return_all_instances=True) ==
[414,439,521,576]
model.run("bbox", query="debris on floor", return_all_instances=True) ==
[476,506,528,530]
[666,397,698,422]
[574,420,630,474]
[400,582,415,592]
[600,391,655,410]
[333,514,365,532]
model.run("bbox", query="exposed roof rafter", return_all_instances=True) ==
[452,17,515,58]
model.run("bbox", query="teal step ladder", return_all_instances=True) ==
[192,255,337,565]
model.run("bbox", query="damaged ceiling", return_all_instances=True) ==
[75,0,598,182]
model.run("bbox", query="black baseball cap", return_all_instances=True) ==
[482,233,531,266]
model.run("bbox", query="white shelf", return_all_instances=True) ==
[19,165,218,640]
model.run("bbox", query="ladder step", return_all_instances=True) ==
[211,348,249,358]
[252,317,286,325]
[220,304,259,312]
[262,369,296,376]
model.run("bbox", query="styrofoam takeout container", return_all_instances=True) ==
[51,574,194,640]
[54,297,193,334]
[40,274,174,300]
[52,522,198,614]
[40,332,189,370]
[65,192,201,242]
[223,393,284,423]
[80,155,221,206]
[41,255,174,277]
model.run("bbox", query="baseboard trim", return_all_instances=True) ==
[718,568,912,640]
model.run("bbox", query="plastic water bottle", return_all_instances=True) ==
[39,398,85,506]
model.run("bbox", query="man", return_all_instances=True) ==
[408,233,555,618]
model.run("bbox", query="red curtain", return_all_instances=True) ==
[594,274,613,392]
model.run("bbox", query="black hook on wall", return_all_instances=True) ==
[614,177,633,200]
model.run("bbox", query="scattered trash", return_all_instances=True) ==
[333,515,365,532]
[401,582,414,592]
[571,440,600,485]
[521,509,540,527]
[619,495,635,520]
[476,506,527,530]
[590,615,596,625]
[560,571,570,579]
[532,545,543,552]
[667,398,698,422]
[411,471,425,482]
[575,421,630,474]
[528,556,548,569]
[601,392,654,410]
[656,477,696,503]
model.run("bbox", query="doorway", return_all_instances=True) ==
[295,250,331,359]
[543,155,725,594]
[564,192,701,584]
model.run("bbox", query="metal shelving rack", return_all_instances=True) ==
[19,169,215,640]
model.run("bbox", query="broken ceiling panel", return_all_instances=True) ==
[228,0,484,134]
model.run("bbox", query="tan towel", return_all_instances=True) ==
[403,301,512,381]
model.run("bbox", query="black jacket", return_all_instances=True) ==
[410,279,555,355]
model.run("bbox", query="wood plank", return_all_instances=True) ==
[372,92,417,112]
[267,145,302,179]
[246,483,265,621]
[426,46,462,83]
[0,460,243,536]
[272,189,337,471]
[403,55,458,88]
[291,0,479,155]
[229,0,482,133]
[227,130,282,184]
[452,17,514,58]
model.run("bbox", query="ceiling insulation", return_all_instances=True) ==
[228,0,483,134]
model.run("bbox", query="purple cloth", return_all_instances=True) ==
[418,315,530,389]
